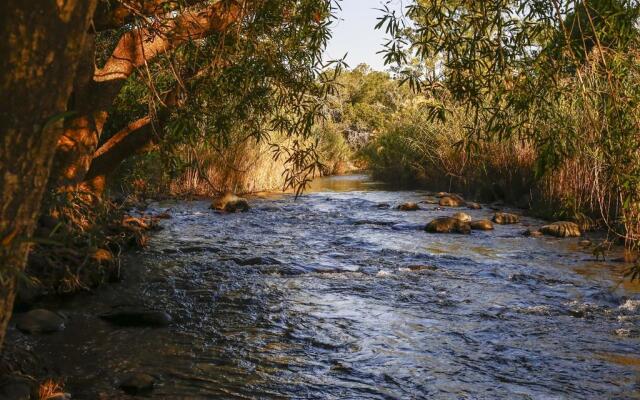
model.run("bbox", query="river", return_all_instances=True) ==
[22,174,640,399]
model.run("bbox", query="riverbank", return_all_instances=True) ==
[4,175,640,398]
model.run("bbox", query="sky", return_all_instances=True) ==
[324,0,406,71]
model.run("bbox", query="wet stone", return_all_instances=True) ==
[100,309,172,327]
[523,229,544,237]
[470,219,494,231]
[540,221,581,238]
[376,203,391,209]
[439,196,465,207]
[425,217,471,234]
[493,212,520,225]
[397,202,420,211]
[466,202,482,210]
[452,212,472,222]
[15,309,65,334]
[119,373,155,395]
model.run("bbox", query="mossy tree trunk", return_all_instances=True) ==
[0,0,97,350]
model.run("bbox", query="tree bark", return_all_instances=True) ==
[51,0,242,190]
[0,0,97,350]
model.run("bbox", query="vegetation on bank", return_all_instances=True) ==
[357,0,640,265]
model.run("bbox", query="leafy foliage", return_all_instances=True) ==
[377,0,640,252]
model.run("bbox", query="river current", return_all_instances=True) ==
[23,175,640,399]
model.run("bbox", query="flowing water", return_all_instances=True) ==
[20,175,640,399]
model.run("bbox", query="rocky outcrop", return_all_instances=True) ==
[540,221,582,238]
[15,309,65,334]
[398,202,420,211]
[425,217,471,234]
[210,193,250,213]
[452,212,472,222]
[493,212,520,225]
[470,220,494,231]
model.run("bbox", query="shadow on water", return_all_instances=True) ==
[17,174,640,399]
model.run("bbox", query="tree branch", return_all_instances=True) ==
[94,0,242,82]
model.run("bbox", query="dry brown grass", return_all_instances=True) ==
[39,379,66,400]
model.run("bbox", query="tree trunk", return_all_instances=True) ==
[0,0,97,350]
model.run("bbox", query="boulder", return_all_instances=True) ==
[397,202,420,211]
[100,309,172,327]
[452,212,472,222]
[439,196,465,207]
[540,221,581,238]
[470,220,494,231]
[210,193,250,213]
[493,212,520,225]
[425,217,471,234]
[466,202,482,210]
[119,373,155,395]
[15,309,65,334]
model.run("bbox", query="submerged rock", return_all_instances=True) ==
[523,229,544,238]
[466,202,482,210]
[16,309,65,334]
[119,373,155,395]
[540,221,581,238]
[397,202,420,211]
[232,256,282,266]
[210,193,250,213]
[452,212,472,222]
[470,219,494,231]
[376,203,391,209]
[422,196,439,205]
[493,212,520,225]
[439,196,465,207]
[100,309,172,327]
[425,217,471,234]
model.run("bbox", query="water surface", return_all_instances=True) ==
[24,175,640,399]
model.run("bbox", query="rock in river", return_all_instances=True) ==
[466,202,482,210]
[397,202,420,211]
[100,309,172,327]
[452,212,472,222]
[523,229,544,238]
[425,217,471,234]
[16,309,65,334]
[541,221,581,238]
[439,196,465,207]
[470,219,494,231]
[119,373,155,395]
[210,193,250,213]
[493,212,520,225]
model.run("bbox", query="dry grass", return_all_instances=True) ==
[39,379,66,400]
